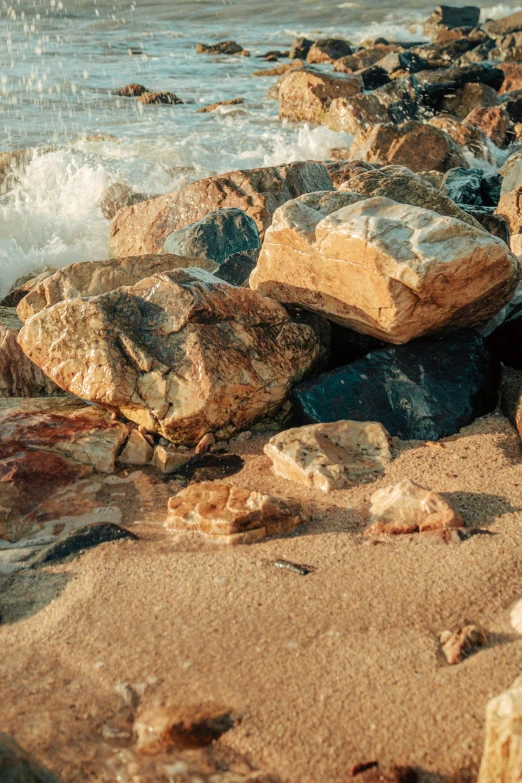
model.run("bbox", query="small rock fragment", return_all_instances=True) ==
[197,97,245,113]
[439,624,488,664]
[152,445,191,475]
[134,703,238,754]
[366,479,464,535]
[195,432,216,455]
[118,429,154,466]
[114,83,149,96]
[510,598,522,633]
[271,559,313,575]
[136,92,183,105]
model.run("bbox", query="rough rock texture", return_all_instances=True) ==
[250,194,518,343]
[134,703,237,754]
[348,122,468,173]
[306,38,352,64]
[163,208,260,265]
[464,105,512,148]
[0,269,55,308]
[136,92,182,105]
[109,162,333,256]
[196,40,249,56]
[18,269,326,445]
[213,248,260,287]
[414,65,505,104]
[496,185,522,236]
[16,254,216,323]
[101,182,154,220]
[366,479,464,535]
[290,331,499,441]
[0,732,60,782]
[152,444,190,474]
[333,45,395,73]
[440,625,488,665]
[440,81,498,121]
[477,675,522,783]
[327,93,389,135]
[117,429,153,466]
[460,207,510,243]
[484,10,522,36]
[428,115,494,162]
[499,63,522,93]
[0,307,61,397]
[442,168,501,208]
[278,67,362,124]
[499,150,522,195]
[166,481,307,544]
[264,420,393,493]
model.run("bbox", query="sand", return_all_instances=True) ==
[1,411,522,782]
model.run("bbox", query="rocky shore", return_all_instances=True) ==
[3,5,522,782]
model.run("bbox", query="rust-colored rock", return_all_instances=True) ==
[0,307,62,397]
[278,67,361,124]
[439,624,488,664]
[499,63,522,93]
[440,81,499,121]
[464,105,512,148]
[109,162,332,256]
[134,703,237,754]
[365,479,464,535]
[306,38,352,64]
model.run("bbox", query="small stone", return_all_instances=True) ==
[196,97,244,113]
[134,703,238,754]
[366,479,464,535]
[195,432,216,455]
[478,675,522,783]
[439,624,488,664]
[114,83,149,96]
[264,421,393,493]
[118,430,154,466]
[196,40,248,55]
[165,481,308,544]
[152,445,191,475]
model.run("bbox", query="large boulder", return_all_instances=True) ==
[327,93,389,135]
[477,675,522,783]
[278,67,362,124]
[484,10,522,36]
[306,38,352,64]
[250,193,518,344]
[428,116,493,162]
[17,269,327,445]
[109,162,332,257]
[0,307,61,397]
[290,331,498,441]
[348,122,468,173]
[163,208,260,266]
[16,253,215,323]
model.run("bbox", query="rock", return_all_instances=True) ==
[357,65,391,91]
[0,307,62,397]
[484,10,522,37]
[254,59,304,78]
[134,703,238,754]
[464,105,512,147]
[163,208,260,266]
[109,162,333,255]
[503,94,522,125]
[196,97,244,113]
[439,624,488,664]
[366,479,464,535]
[278,67,362,124]
[413,65,505,106]
[440,81,499,121]
[460,206,510,243]
[101,182,154,220]
[30,521,137,565]
[165,481,308,544]
[136,91,183,105]
[377,51,430,75]
[264,420,393,493]
[250,193,518,343]
[442,168,501,207]
[118,429,154,465]
[290,331,499,441]
[495,185,522,235]
[114,83,149,96]
[367,78,420,123]
[499,149,522,194]
[328,93,389,135]
[499,63,522,94]
[501,366,522,442]
[0,269,55,308]
[428,116,493,162]
[424,5,480,32]
[18,269,326,445]
[324,160,376,188]
[195,432,215,455]
[16,253,217,323]
[213,248,260,287]
[196,41,248,55]
[289,37,314,60]
[152,445,191,474]
[348,122,468,173]
[478,675,522,783]
[306,38,352,64]
[511,597,522,633]
[333,45,396,73]
[0,732,60,782]
[348,763,419,783]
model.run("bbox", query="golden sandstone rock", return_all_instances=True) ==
[165,481,307,544]
[264,420,393,493]
[0,307,61,397]
[18,269,325,444]
[250,193,519,344]
[278,67,362,124]
[366,479,464,535]
[478,675,522,783]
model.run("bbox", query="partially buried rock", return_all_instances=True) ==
[366,479,464,535]
[165,481,308,544]
[0,732,59,782]
[134,703,238,754]
[478,675,522,783]
[500,366,522,438]
[137,91,183,105]
[18,268,326,444]
[439,624,488,664]
[0,307,62,397]
[278,67,361,124]
[264,420,393,493]
[152,445,190,475]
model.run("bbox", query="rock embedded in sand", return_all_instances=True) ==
[510,598,522,633]
[306,38,352,64]
[152,445,190,475]
[478,675,522,783]
[365,479,464,535]
[109,161,332,256]
[0,731,60,782]
[165,481,308,544]
[249,193,519,344]
[30,521,137,565]
[18,268,326,445]
[439,624,488,665]
[0,307,62,397]
[264,420,393,493]
[134,703,238,754]
[278,67,362,124]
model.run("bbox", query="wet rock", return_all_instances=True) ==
[484,10,522,37]
[357,65,391,91]
[368,77,420,123]
[16,253,217,323]
[424,5,480,32]
[503,94,522,126]
[136,91,183,105]
[291,331,499,441]
[324,160,376,188]
[377,51,430,75]
[499,149,522,195]
[196,40,248,55]
[328,93,389,135]
[442,168,501,207]
[30,521,137,565]
[101,182,154,220]
[109,162,332,255]
[152,445,191,474]
[118,429,154,466]
[197,97,244,113]
[428,116,493,162]
[278,66,362,124]
[213,248,260,286]
[254,59,304,78]
[165,481,308,544]
[333,46,395,73]
[18,268,325,445]
[306,38,352,64]
[366,479,464,535]
[163,208,260,266]
[289,37,314,60]
[413,64,505,107]
[460,206,510,243]
[0,307,62,397]
[0,732,60,782]
[134,703,238,754]
[250,193,518,343]
[440,81,499,121]
[348,121,468,173]
[264,420,393,493]
[0,268,55,308]
[114,83,149,96]
[478,675,522,783]
[464,105,512,147]
[439,624,488,664]
[499,63,522,94]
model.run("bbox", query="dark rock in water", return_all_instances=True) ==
[424,5,480,31]
[31,522,137,565]
[443,168,501,207]
[307,38,353,64]
[163,208,260,266]
[377,51,430,75]
[372,77,421,121]
[327,322,386,372]
[291,331,498,441]
[196,40,247,55]
[459,206,510,243]
[414,65,505,105]
[503,94,522,124]
[358,65,390,91]
[213,248,260,286]
[136,91,183,105]
[0,732,59,782]
[114,83,149,96]
[289,37,314,60]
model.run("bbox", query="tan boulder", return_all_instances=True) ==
[365,479,464,535]
[165,481,308,544]
[477,675,522,783]
[0,307,62,397]
[333,46,395,73]
[464,105,512,147]
[250,193,519,343]
[16,253,216,323]
[18,268,325,444]
[109,162,332,257]
[327,93,389,135]
[117,429,153,465]
[428,116,494,162]
[496,186,522,234]
[348,121,468,173]
[440,81,499,121]
[264,420,393,493]
[499,62,522,93]
[101,181,155,220]
[278,67,362,124]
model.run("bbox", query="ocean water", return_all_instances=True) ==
[0,0,520,295]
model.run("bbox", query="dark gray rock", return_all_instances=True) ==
[443,168,501,206]
[291,331,498,441]
[377,51,431,74]
[163,208,260,266]
[459,206,510,243]
[289,37,314,60]
[30,522,137,565]
[372,77,423,122]
[0,733,59,783]
[503,94,522,124]
[358,65,390,91]
[213,248,260,286]
[425,5,480,30]
[413,65,505,105]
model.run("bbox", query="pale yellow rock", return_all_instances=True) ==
[510,598,522,634]
[477,675,522,783]
[118,429,154,466]
[152,445,190,474]
[439,624,488,665]
[278,67,362,124]
[366,479,464,535]
[264,420,393,493]
[0,307,62,397]
[165,481,308,543]
[250,194,519,344]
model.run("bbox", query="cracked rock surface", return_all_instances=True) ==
[366,478,464,535]
[0,307,62,397]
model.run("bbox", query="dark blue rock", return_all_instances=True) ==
[213,248,260,286]
[359,65,390,91]
[163,208,260,266]
[459,206,510,243]
[291,331,498,441]
[443,168,501,207]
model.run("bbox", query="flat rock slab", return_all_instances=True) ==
[366,478,464,535]
[165,481,308,544]
[264,420,393,493]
